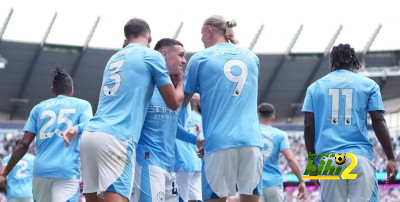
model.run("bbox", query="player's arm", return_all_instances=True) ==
[0,132,35,181]
[176,123,204,157]
[369,110,397,184]
[282,149,306,199]
[159,73,184,111]
[303,112,315,154]
[182,93,193,108]
[304,112,320,187]
[176,123,198,144]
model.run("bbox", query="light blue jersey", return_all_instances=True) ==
[137,87,197,172]
[301,69,384,161]
[174,106,202,172]
[23,95,92,179]
[259,124,290,188]
[84,43,172,143]
[136,87,181,172]
[2,153,35,199]
[185,43,262,153]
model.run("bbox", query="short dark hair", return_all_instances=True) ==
[258,103,275,119]
[330,43,361,71]
[124,18,151,39]
[52,64,73,95]
[154,38,183,51]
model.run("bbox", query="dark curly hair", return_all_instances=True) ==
[330,43,361,71]
[52,64,73,95]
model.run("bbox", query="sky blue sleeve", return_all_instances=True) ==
[22,106,38,134]
[79,101,93,123]
[301,87,314,113]
[279,133,291,152]
[367,83,385,113]
[176,123,197,144]
[184,54,201,94]
[147,50,172,87]
[77,122,88,136]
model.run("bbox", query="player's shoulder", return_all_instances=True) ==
[190,51,207,61]
[68,97,91,105]
[337,70,379,87]
[32,97,55,112]
[271,126,287,138]
[143,48,163,60]
[307,73,330,91]
[186,51,208,68]
[354,72,378,85]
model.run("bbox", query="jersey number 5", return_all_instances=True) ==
[224,59,248,96]
[103,59,125,96]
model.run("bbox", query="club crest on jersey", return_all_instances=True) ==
[157,191,164,202]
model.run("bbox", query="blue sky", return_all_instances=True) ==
[1,0,400,53]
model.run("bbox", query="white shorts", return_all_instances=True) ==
[132,164,178,202]
[202,146,263,200]
[32,177,79,202]
[259,186,283,202]
[8,198,34,202]
[176,168,202,201]
[80,131,135,200]
[320,154,378,202]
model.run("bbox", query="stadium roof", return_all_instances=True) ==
[1,40,400,122]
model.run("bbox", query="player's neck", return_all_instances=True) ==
[212,36,228,46]
[127,37,149,47]
[259,119,273,126]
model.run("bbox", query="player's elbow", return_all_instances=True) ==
[166,101,180,111]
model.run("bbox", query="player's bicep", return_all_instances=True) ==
[281,148,295,159]
[158,83,180,111]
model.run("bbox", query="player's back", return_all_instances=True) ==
[259,124,290,187]
[85,43,171,143]
[303,69,384,160]
[185,43,262,152]
[137,87,180,172]
[23,95,92,179]
[2,153,35,200]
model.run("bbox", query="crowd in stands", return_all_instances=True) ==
[278,133,400,175]
[0,130,399,201]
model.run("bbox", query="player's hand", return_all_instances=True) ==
[0,175,6,184]
[195,123,201,135]
[385,159,397,184]
[297,181,306,200]
[309,163,320,188]
[169,72,184,88]
[63,127,78,147]
[0,176,5,184]
[311,179,320,188]
[195,137,204,158]
[80,180,84,192]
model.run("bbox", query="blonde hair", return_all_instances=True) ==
[204,15,238,44]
